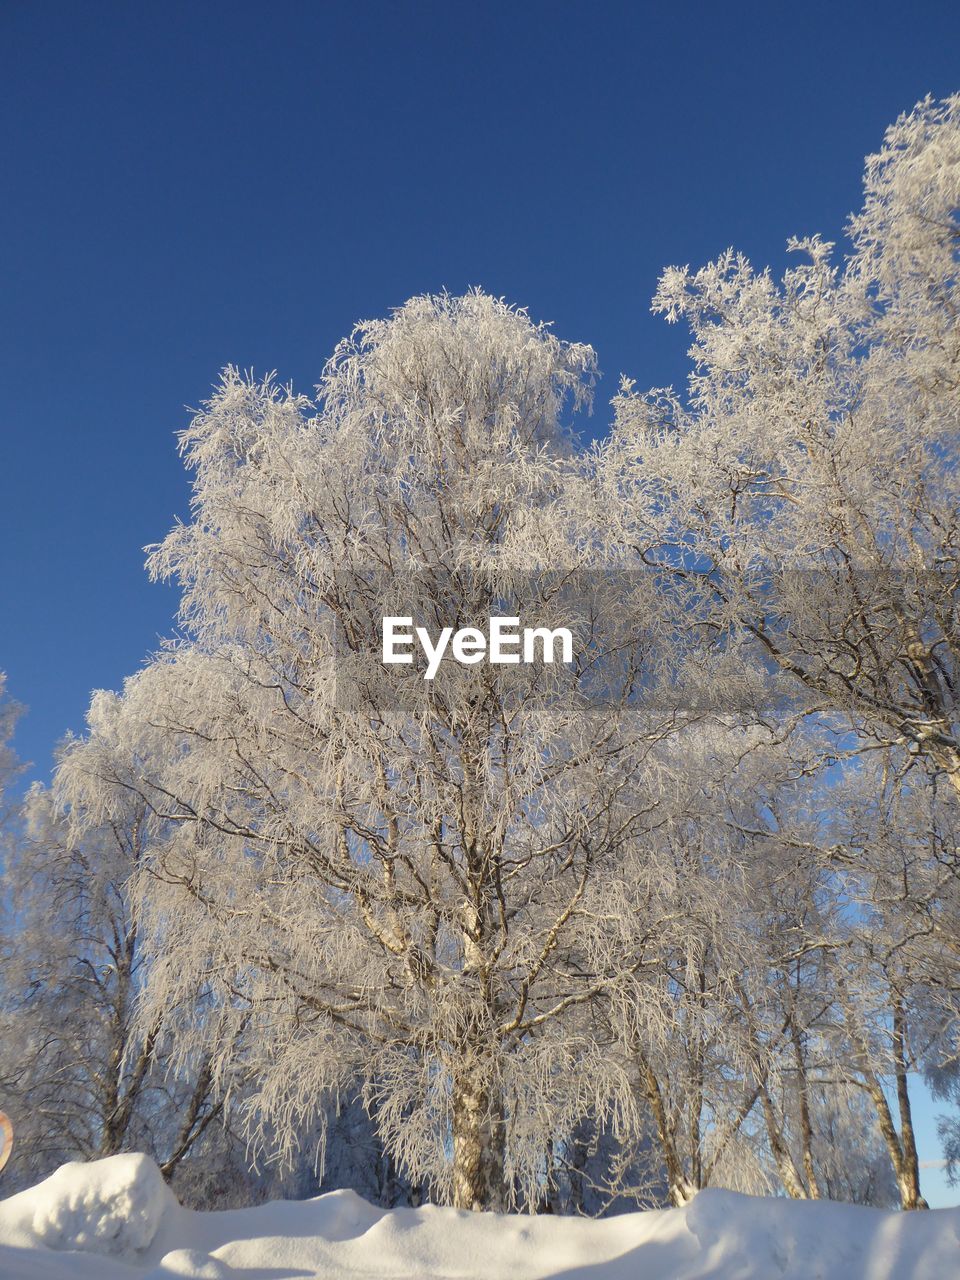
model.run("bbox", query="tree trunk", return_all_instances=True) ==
[451,1070,506,1211]
[789,1018,821,1199]
[452,729,507,1213]
[862,1068,928,1211]
[835,965,929,1211]
[892,996,928,1210]
[639,1055,696,1206]
[759,1082,809,1199]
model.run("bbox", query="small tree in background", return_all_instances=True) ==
[0,776,242,1195]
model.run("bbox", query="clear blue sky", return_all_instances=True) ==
[2,0,959,1204]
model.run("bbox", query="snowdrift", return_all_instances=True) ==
[0,1154,958,1279]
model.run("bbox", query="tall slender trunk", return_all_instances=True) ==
[759,1082,808,1199]
[688,964,706,1190]
[891,995,927,1210]
[789,1016,821,1199]
[834,963,928,1210]
[451,1066,505,1211]
[862,1066,928,1211]
[99,928,158,1157]
[159,1055,222,1178]
[451,720,508,1212]
[639,1054,696,1206]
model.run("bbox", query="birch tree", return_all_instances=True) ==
[606,94,960,799]
[0,778,239,1194]
[58,293,694,1211]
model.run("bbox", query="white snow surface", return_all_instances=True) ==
[0,1155,958,1279]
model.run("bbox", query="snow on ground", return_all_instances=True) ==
[0,1155,958,1279]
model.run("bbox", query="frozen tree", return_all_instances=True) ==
[738,793,918,1209]
[0,774,240,1195]
[584,716,826,1207]
[57,293,703,1211]
[611,711,928,1209]
[598,96,960,1210]
[605,95,960,802]
[726,742,960,1209]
